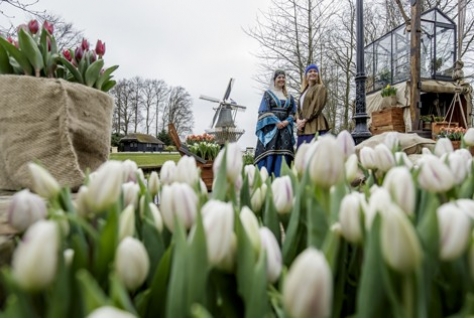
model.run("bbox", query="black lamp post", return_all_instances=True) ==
[351,0,372,145]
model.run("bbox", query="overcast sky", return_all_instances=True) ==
[2,0,273,149]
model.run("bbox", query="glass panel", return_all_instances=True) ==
[420,21,434,78]
[435,11,452,24]
[392,27,409,83]
[374,35,391,90]
[435,26,455,77]
[365,44,374,92]
[421,10,435,22]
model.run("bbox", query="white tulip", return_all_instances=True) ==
[383,132,400,151]
[240,206,261,254]
[251,187,263,212]
[336,130,355,159]
[27,162,60,200]
[374,143,396,172]
[345,153,359,183]
[244,165,256,187]
[417,155,454,193]
[272,176,293,214]
[7,189,46,232]
[437,202,471,261]
[365,187,392,230]
[464,128,474,146]
[383,167,415,216]
[75,185,92,218]
[160,160,177,185]
[175,156,199,186]
[359,146,377,170]
[259,227,282,283]
[122,182,140,209]
[119,205,135,241]
[294,143,310,176]
[434,138,454,157]
[260,166,269,183]
[148,171,160,197]
[446,152,469,185]
[454,199,474,220]
[339,193,364,244]
[121,160,139,183]
[64,249,74,267]
[87,161,123,212]
[12,220,59,291]
[213,143,243,184]
[115,237,149,291]
[307,135,344,188]
[160,183,198,232]
[394,151,413,169]
[149,203,163,233]
[88,306,136,318]
[283,248,332,318]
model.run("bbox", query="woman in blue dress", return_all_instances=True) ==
[254,69,296,177]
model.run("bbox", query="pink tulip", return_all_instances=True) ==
[81,38,89,51]
[95,40,106,57]
[74,47,84,62]
[6,36,14,44]
[43,21,54,35]
[28,20,39,34]
[62,49,72,62]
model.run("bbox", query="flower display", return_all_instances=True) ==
[0,20,118,92]
[437,126,467,140]
[186,133,220,161]
[4,135,474,317]
[380,84,397,97]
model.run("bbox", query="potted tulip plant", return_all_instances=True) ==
[0,20,119,192]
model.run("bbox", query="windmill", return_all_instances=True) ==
[199,78,246,145]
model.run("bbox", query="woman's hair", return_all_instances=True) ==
[300,67,323,92]
[272,69,288,97]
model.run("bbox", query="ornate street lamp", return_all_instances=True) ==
[351,0,372,145]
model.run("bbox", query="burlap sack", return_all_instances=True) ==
[0,75,114,191]
[355,132,436,155]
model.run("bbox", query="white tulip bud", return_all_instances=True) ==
[383,167,415,216]
[148,171,160,197]
[446,152,469,185]
[244,165,256,187]
[240,206,261,254]
[175,156,199,186]
[374,143,396,172]
[417,155,454,193]
[380,204,422,273]
[200,200,234,267]
[339,193,364,244]
[251,187,263,212]
[336,130,355,159]
[283,248,332,318]
[160,160,177,185]
[87,161,123,212]
[75,186,93,218]
[434,138,454,157]
[115,237,149,291]
[437,202,471,261]
[160,183,198,232]
[213,143,243,184]
[199,179,208,195]
[394,151,413,169]
[345,153,359,183]
[384,132,400,151]
[464,128,474,147]
[422,147,433,155]
[294,143,311,176]
[260,166,269,183]
[271,176,293,214]
[359,146,377,170]
[455,148,472,162]
[307,135,345,188]
[119,205,135,241]
[88,306,136,318]
[122,182,140,209]
[259,227,282,283]
[122,159,139,183]
[148,203,163,233]
[7,189,46,232]
[454,199,474,220]
[27,163,60,200]
[64,248,74,267]
[12,220,59,291]
[365,187,392,230]
[51,209,70,236]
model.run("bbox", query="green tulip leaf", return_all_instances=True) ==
[95,65,118,90]
[46,246,70,318]
[0,268,35,317]
[146,246,173,317]
[263,187,281,245]
[245,251,270,317]
[18,28,44,75]
[0,43,13,74]
[76,269,109,316]
[109,274,138,315]
[101,79,116,92]
[141,218,165,284]
[85,59,104,87]
[235,212,258,299]
[60,56,83,83]
[0,36,33,75]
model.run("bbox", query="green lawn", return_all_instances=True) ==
[109,152,181,167]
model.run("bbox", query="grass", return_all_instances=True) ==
[109,152,181,167]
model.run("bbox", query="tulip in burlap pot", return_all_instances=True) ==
[0,75,114,191]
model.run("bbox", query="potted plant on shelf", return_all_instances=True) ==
[420,115,434,130]
[185,133,220,190]
[431,116,459,139]
[0,20,119,191]
[380,84,397,108]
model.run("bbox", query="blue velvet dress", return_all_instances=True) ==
[254,90,296,177]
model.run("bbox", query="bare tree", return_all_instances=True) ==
[110,79,135,135]
[163,86,194,138]
[152,79,168,136]
[0,0,45,34]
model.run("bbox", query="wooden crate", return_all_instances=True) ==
[431,121,458,139]
[372,124,406,135]
[371,107,405,128]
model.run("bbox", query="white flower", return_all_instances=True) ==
[244,165,256,187]
[394,151,413,169]
[464,128,474,146]
[121,159,139,183]
[345,153,359,183]
[27,162,60,200]
[307,135,344,188]
[383,166,415,216]
[336,130,355,159]
[149,203,163,233]
[359,146,377,170]
[213,143,243,184]
[75,186,92,218]
[240,206,261,254]
[160,160,177,185]
[175,156,199,186]
[160,182,198,232]
[7,189,46,232]
[374,143,396,172]
[339,193,364,244]
[259,166,269,183]
[148,171,160,196]
[384,132,400,151]
[434,138,454,157]
[122,182,140,209]
[115,237,149,291]
[283,248,332,318]
[87,161,123,212]
[417,155,454,193]
[446,152,469,185]
[437,202,471,261]
[294,143,311,176]
[119,205,135,241]
[88,306,136,318]
[272,176,293,214]
[259,227,282,283]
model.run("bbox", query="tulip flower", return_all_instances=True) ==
[455,148,472,162]
[271,176,293,214]
[27,162,61,200]
[307,135,345,188]
[244,165,256,187]
[175,156,199,186]
[345,153,359,183]
[251,187,263,212]
[64,249,74,267]
[81,38,90,51]
[339,192,364,244]
[87,161,123,212]
[374,143,396,172]
[75,185,93,218]
[95,40,106,57]
[437,202,471,261]
[283,248,332,318]
[383,166,415,216]
[359,146,377,170]
[7,189,46,232]
[454,199,474,220]
[464,128,474,146]
[217,233,237,273]
[366,187,392,230]
[115,237,150,291]
[12,220,59,291]
[160,160,177,185]
[62,49,72,62]
[119,205,135,241]
[88,306,136,318]
[148,171,160,197]
[380,204,422,273]
[122,182,140,209]
[149,203,163,233]
[259,227,282,283]
[294,143,311,176]
[383,132,400,151]
[336,130,355,159]
[74,46,84,62]
[394,151,413,169]
[121,159,139,183]
[434,138,454,157]
[199,200,234,267]
[160,182,198,232]
[446,152,469,185]
[260,166,269,183]
[240,206,261,254]
[213,143,243,184]
[27,19,39,34]
[43,21,54,34]
[417,155,454,193]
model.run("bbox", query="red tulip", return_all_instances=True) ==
[7,36,14,44]
[74,47,84,62]
[62,49,72,62]
[43,21,54,35]
[28,20,39,34]
[89,51,97,63]
[95,40,106,57]
[81,38,89,51]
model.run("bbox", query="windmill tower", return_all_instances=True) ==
[199,78,246,145]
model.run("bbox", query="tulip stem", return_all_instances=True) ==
[402,274,414,318]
